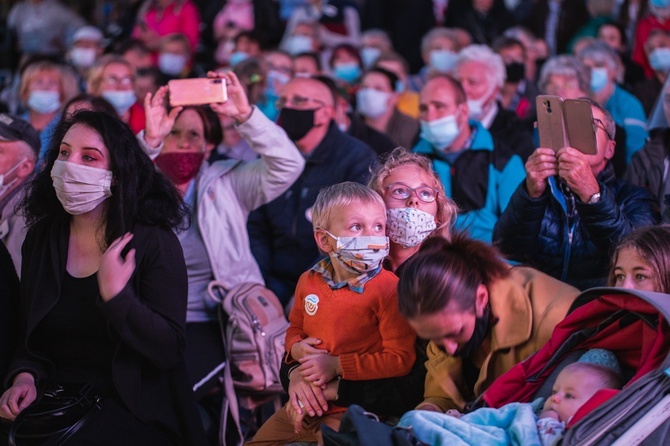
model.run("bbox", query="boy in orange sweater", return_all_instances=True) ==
[248,182,416,445]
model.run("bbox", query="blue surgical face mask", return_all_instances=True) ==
[420,113,461,150]
[429,49,458,73]
[158,52,187,76]
[356,87,391,118]
[361,47,382,68]
[649,48,670,72]
[229,51,249,67]
[102,90,136,115]
[590,67,609,93]
[27,90,61,114]
[651,0,670,9]
[266,69,291,97]
[285,35,313,55]
[333,62,361,84]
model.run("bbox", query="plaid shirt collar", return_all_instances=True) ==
[311,258,382,294]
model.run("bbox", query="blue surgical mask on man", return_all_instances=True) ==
[590,67,609,93]
[649,48,670,72]
[361,47,381,68]
[420,113,461,150]
[285,35,313,55]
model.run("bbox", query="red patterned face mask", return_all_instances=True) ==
[154,152,205,185]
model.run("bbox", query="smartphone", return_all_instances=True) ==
[564,99,597,155]
[168,78,228,107]
[536,95,568,151]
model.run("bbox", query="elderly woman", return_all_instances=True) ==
[282,149,458,429]
[577,41,647,165]
[87,55,145,133]
[397,234,579,413]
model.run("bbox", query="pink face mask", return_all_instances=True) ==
[51,160,113,215]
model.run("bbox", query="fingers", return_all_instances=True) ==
[302,337,323,346]
[167,105,183,121]
[106,233,134,256]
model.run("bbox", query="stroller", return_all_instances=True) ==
[478,287,670,445]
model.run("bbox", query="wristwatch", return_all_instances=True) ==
[587,191,601,204]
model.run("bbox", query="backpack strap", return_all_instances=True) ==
[209,281,243,446]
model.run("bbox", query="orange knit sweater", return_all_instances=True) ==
[285,268,416,381]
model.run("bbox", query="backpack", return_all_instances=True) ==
[208,281,288,395]
[208,281,289,445]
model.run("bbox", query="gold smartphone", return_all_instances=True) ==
[536,95,568,151]
[168,78,228,107]
[563,99,597,155]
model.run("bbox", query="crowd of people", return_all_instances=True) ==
[0,0,670,444]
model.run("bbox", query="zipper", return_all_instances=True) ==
[242,298,265,336]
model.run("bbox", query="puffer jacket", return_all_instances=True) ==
[493,163,659,290]
[625,128,670,223]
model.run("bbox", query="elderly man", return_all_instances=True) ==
[453,44,535,161]
[578,41,647,165]
[412,75,526,242]
[248,76,376,306]
[0,114,39,275]
[493,100,659,290]
[409,27,462,92]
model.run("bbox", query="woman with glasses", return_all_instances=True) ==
[87,55,145,134]
[281,148,458,427]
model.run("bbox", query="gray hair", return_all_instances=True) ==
[538,55,591,95]
[578,41,622,80]
[455,44,506,88]
[421,27,461,55]
[362,29,393,51]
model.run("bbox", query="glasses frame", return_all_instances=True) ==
[275,95,326,110]
[384,182,439,203]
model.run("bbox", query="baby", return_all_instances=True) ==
[538,358,623,445]
[399,349,623,446]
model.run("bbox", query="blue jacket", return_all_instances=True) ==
[606,85,647,164]
[413,121,526,242]
[247,121,377,305]
[493,163,659,290]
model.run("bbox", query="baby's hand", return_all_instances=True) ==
[445,409,462,418]
[290,337,325,361]
[298,353,340,386]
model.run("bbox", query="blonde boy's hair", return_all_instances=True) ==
[312,182,386,231]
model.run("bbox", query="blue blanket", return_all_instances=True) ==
[398,399,547,446]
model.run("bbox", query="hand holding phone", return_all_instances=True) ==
[208,71,253,124]
[535,96,597,155]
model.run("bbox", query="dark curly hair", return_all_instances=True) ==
[22,110,189,247]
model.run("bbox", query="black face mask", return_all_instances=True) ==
[505,62,526,83]
[277,107,315,141]
[453,305,491,358]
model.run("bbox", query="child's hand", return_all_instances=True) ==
[445,409,462,418]
[298,353,341,386]
[290,337,325,361]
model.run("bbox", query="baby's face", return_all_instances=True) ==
[544,367,604,422]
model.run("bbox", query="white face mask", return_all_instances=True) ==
[158,52,187,76]
[51,159,113,215]
[322,229,389,274]
[420,113,461,150]
[466,85,496,120]
[285,35,313,55]
[356,87,391,119]
[0,157,26,197]
[102,90,136,115]
[70,47,97,69]
[386,207,437,247]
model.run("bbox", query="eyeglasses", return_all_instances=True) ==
[276,95,326,109]
[385,182,438,203]
[593,118,612,139]
[102,76,133,87]
[544,81,579,95]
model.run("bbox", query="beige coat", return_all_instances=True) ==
[421,266,579,412]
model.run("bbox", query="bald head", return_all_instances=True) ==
[281,77,335,107]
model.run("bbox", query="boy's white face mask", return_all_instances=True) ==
[322,229,389,274]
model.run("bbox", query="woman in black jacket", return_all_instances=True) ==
[0,110,206,444]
